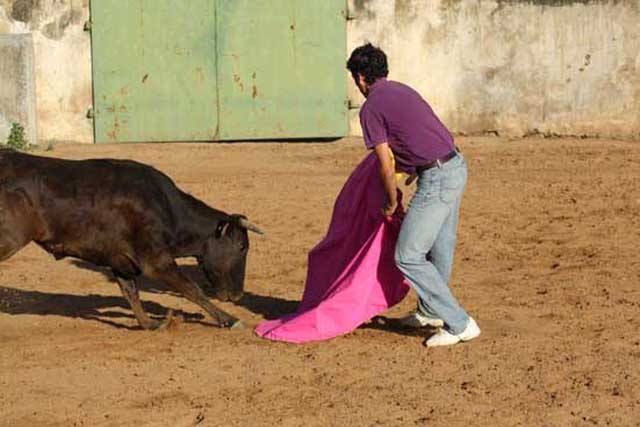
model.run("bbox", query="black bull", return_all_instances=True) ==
[0,149,263,330]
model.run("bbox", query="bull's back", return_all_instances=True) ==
[0,151,183,261]
[0,150,178,209]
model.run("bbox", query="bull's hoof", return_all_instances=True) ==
[159,310,176,329]
[214,291,230,302]
[142,321,160,330]
[229,293,243,303]
[230,320,246,330]
[145,310,175,331]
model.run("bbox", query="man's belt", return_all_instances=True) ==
[415,147,460,174]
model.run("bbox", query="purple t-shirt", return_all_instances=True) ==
[359,78,455,173]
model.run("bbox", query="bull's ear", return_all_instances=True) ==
[215,220,231,238]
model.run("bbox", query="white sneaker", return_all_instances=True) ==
[425,317,481,347]
[399,311,444,328]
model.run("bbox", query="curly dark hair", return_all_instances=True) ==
[346,43,389,84]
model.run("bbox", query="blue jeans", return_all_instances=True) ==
[395,153,470,334]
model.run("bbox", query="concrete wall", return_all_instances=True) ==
[0,0,92,144]
[0,33,36,144]
[1,1,638,143]
[348,0,640,139]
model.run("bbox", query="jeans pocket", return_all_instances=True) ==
[439,169,466,204]
[411,175,439,208]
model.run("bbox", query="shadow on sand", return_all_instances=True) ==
[0,260,300,329]
[0,285,209,330]
[360,315,436,341]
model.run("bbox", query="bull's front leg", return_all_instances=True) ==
[144,260,243,329]
[115,276,174,330]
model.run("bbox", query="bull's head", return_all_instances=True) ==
[198,214,263,302]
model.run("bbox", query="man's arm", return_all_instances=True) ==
[374,142,398,217]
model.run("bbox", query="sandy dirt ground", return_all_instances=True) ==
[0,137,639,427]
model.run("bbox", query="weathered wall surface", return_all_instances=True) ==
[0,33,36,144]
[0,0,92,144]
[1,1,639,143]
[348,0,640,139]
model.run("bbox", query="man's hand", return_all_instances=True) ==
[382,199,398,218]
[405,172,418,186]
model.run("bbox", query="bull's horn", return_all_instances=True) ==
[237,217,265,235]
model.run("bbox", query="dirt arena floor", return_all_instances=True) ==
[1,137,639,426]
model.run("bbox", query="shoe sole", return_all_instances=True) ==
[426,329,481,347]
[460,328,481,342]
[459,319,481,342]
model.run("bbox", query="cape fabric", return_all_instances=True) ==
[255,151,409,343]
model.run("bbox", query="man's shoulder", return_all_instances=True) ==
[361,92,383,111]
[361,84,389,112]
[386,80,422,97]
[371,80,420,101]
[359,99,372,116]
[359,100,382,127]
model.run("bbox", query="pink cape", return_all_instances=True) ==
[255,152,409,343]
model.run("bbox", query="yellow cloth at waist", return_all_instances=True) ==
[389,148,408,183]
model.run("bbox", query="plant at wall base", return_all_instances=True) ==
[6,122,27,150]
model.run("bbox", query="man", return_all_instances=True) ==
[346,43,480,347]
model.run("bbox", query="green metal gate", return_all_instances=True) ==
[90,0,347,143]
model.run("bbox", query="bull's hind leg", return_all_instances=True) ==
[145,260,241,328]
[0,188,42,262]
[115,276,173,330]
[0,236,28,262]
[0,217,31,262]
